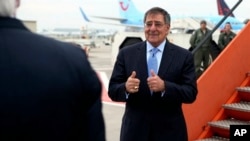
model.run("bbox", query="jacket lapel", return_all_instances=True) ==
[135,42,149,81]
[158,40,174,77]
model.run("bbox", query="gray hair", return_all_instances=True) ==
[0,0,17,17]
[143,7,171,25]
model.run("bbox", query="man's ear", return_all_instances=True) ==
[16,0,20,8]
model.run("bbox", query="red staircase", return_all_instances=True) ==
[182,22,250,141]
[196,73,250,140]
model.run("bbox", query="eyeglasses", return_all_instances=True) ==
[144,22,166,29]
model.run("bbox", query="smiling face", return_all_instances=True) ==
[144,12,170,47]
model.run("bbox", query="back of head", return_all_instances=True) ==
[0,0,18,17]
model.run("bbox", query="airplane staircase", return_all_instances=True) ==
[196,75,250,141]
[182,22,250,141]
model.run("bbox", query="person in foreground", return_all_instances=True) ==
[0,0,105,141]
[108,7,197,141]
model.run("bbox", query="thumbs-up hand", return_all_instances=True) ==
[147,70,165,92]
[150,70,156,77]
[130,71,136,78]
[125,71,140,93]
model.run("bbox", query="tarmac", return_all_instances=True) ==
[88,45,124,141]
[102,103,124,141]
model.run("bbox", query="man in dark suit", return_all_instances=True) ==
[0,0,105,141]
[108,7,197,141]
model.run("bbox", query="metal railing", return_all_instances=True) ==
[191,0,243,54]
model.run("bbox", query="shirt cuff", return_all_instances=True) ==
[125,92,130,99]
[161,91,165,97]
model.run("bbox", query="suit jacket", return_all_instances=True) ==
[0,17,105,141]
[108,40,197,141]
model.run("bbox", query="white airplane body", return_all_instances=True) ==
[79,0,245,32]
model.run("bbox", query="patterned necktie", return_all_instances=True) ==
[147,48,159,76]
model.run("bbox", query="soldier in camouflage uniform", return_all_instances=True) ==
[190,20,212,78]
[218,22,236,51]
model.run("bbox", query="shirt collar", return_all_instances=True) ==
[146,40,166,53]
[0,17,28,31]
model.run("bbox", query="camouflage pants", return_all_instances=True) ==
[194,47,210,78]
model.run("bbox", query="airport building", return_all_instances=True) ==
[22,20,37,33]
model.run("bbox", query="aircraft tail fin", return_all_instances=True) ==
[217,0,235,17]
[118,0,142,19]
[79,7,91,22]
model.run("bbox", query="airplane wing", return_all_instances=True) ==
[91,16,127,21]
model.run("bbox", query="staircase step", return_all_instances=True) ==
[195,136,229,141]
[237,87,250,101]
[208,119,250,138]
[223,102,250,121]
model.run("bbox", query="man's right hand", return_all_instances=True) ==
[125,71,140,93]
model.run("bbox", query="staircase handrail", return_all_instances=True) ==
[191,0,243,54]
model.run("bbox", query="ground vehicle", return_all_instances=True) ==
[111,31,195,65]
[66,39,91,57]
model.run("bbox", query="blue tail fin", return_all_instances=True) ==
[118,0,143,19]
[79,7,91,22]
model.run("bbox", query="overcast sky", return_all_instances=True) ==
[16,0,249,31]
